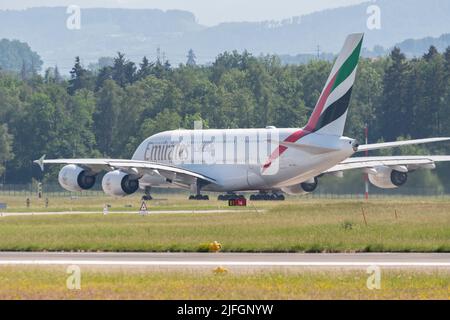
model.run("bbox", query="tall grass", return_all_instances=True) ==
[0,267,448,300]
[0,198,448,252]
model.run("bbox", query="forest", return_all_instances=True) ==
[1,45,450,191]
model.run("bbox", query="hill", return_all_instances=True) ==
[0,0,449,71]
[396,33,450,57]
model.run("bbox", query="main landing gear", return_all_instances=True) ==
[189,194,210,200]
[217,193,246,201]
[249,192,285,201]
[217,192,285,201]
[188,181,210,200]
[141,186,153,201]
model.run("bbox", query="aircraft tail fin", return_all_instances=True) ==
[304,33,364,136]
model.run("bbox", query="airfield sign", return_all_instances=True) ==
[139,201,148,215]
[103,204,109,215]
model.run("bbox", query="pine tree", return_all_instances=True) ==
[112,52,136,86]
[96,66,113,90]
[411,46,446,137]
[93,80,124,156]
[423,45,439,61]
[137,56,154,80]
[68,57,91,94]
[164,60,171,71]
[186,49,197,66]
[377,47,412,140]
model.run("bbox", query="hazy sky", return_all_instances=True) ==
[0,0,368,26]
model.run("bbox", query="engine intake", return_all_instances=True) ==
[58,165,96,192]
[102,170,140,197]
[281,177,318,195]
[368,166,408,189]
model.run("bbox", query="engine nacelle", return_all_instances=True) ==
[281,177,318,195]
[58,164,96,192]
[368,166,408,189]
[102,170,140,197]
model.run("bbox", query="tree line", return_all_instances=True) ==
[1,46,450,190]
[0,39,43,78]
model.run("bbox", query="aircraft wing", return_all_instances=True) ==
[324,155,450,173]
[34,157,218,185]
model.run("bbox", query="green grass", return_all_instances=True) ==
[0,267,448,299]
[0,197,448,252]
[0,194,230,213]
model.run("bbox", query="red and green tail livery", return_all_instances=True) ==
[305,33,364,136]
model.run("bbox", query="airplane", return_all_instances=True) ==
[35,33,450,201]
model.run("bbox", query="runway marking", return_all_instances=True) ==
[0,260,449,267]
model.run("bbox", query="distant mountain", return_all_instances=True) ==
[183,0,450,57]
[395,33,450,56]
[0,7,203,72]
[357,33,450,59]
[0,0,449,72]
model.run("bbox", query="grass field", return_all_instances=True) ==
[0,267,447,299]
[0,194,226,212]
[0,196,448,252]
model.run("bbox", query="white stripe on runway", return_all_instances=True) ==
[1,260,449,267]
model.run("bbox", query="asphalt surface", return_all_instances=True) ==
[0,252,448,268]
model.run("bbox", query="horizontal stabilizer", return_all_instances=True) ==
[357,137,450,152]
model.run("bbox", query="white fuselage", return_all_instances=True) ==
[131,128,356,192]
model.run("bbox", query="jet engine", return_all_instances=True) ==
[281,177,318,195]
[368,166,408,189]
[58,164,96,192]
[102,170,140,197]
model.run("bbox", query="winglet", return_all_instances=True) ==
[34,155,46,171]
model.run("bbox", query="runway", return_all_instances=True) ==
[0,252,448,268]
